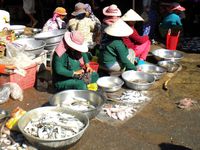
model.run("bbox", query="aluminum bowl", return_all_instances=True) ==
[44,42,59,50]
[18,106,89,149]
[158,60,180,73]
[151,48,184,62]
[97,76,124,92]
[9,25,25,35]
[122,70,155,91]
[49,90,105,119]
[12,38,46,55]
[137,64,166,80]
[34,29,66,44]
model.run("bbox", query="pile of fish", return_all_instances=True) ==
[0,126,31,150]
[119,90,149,104]
[103,90,150,121]
[24,112,85,140]
[61,97,95,111]
[103,104,135,121]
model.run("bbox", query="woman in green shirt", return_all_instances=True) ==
[99,19,136,72]
[52,31,98,91]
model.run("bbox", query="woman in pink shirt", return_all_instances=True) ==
[122,9,151,65]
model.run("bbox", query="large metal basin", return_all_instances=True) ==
[122,70,155,91]
[18,106,89,149]
[158,60,180,73]
[137,64,166,80]
[151,48,184,62]
[34,29,66,44]
[97,76,124,92]
[12,38,46,55]
[44,42,59,50]
[49,90,105,119]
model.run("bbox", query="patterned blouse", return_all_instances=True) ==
[42,17,66,32]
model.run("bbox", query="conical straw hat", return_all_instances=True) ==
[104,19,133,37]
[121,9,144,21]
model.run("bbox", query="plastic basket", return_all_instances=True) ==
[0,64,37,90]
[89,61,99,72]
[166,29,180,50]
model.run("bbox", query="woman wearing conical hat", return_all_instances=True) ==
[98,19,136,72]
[121,9,151,66]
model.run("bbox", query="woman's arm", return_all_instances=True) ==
[114,40,136,70]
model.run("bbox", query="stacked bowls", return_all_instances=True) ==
[34,29,67,51]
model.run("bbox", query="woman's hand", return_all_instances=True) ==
[74,69,84,75]
[85,63,93,73]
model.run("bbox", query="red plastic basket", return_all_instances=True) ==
[166,29,180,50]
[0,64,37,90]
[89,61,99,72]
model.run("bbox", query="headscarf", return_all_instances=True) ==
[85,3,93,15]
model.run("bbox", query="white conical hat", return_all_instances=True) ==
[104,19,133,37]
[121,9,144,21]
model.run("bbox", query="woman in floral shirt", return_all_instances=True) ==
[42,7,67,32]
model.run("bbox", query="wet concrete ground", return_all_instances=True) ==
[1,45,200,150]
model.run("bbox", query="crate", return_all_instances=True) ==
[0,64,37,90]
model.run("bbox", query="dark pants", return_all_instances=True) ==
[54,72,99,91]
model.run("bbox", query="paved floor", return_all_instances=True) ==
[1,45,200,150]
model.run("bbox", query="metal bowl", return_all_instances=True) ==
[44,42,59,50]
[9,25,25,34]
[18,106,89,149]
[97,76,124,92]
[137,64,166,80]
[34,29,66,44]
[151,48,184,62]
[49,90,105,119]
[12,38,46,55]
[158,60,180,73]
[122,70,155,91]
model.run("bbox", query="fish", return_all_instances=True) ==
[23,112,85,140]
[61,97,95,111]
[103,104,134,120]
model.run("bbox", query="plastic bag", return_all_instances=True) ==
[6,42,26,58]
[0,85,11,104]
[4,82,23,101]
[6,107,26,130]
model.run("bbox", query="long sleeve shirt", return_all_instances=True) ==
[122,26,149,50]
[52,51,89,83]
[99,37,136,71]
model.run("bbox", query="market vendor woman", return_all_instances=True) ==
[99,19,136,72]
[52,31,98,91]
